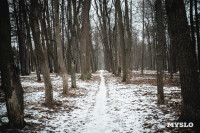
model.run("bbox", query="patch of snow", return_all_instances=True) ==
[1,117,8,123]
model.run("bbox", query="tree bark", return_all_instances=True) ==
[30,0,53,105]
[45,0,59,74]
[166,0,200,128]
[13,0,26,75]
[194,0,200,71]
[0,0,25,128]
[145,22,153,70]
[155,0,165,104]
[80,0,91,80]
[190,0,196,50]
[70,0,77,88]
[141,0,145,75]
[21,0,41,80]
[116,0,126,82]
[53,0,69,94]
[125,0,132,84]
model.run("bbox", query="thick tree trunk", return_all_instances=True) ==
[155,0,165,104]
[30,0,53,105]
[53,0,69,94]
[80,0,91,80]
[0,0,25,128]
[166,0,200,128]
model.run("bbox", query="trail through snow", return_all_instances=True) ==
[0,70,182,132]
[84,70,109,133]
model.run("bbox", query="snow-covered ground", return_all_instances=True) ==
[0,70,183,132]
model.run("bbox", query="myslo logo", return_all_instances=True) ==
[167,122,193,128]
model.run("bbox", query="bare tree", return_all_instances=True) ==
[30,0,53,105]
[116,0,127,82]
[141,0,145,75]
[155,0,165,104]
[52,0,69,94]
[80,0,92,80]
[166,0,200,128]
[0,0,25,128]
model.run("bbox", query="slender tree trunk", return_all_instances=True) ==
[45,0,59,74]
[61,0,65,59]
[145,22,153,70]
[51,1,59,74]
[125,0,132,84]
[34,55,41,81]
[30,0,53,105]
[166,0,200,128]
[141,0,145,75]
[0,0,25,128]
[13,1,26,75]
[53,0,69,94]
[116,0,126,82]
[194,0,200,71]
[70,0,77,88]
[40,1,53,74]
[155,0,165,104]
[190,0,196,50]
[21,0,33,75]
[113,24,118,76]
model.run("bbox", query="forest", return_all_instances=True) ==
[0,0,200,132]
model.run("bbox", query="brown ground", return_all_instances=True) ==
[130,72,181,87]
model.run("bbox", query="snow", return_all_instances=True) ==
[83,70,109,133]
[0,70,182,132]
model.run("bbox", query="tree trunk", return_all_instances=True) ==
[0,0,25,128]
[155,0,165,104]
[30,0,53,105]
[53,0,69,94]
[145,22,153,70]
[70,0,77,88]
[194,0,200,71]
[80,0,91,80]
[166,0,200,128]
[13,0,26,75]
[116,0,126,82]
[141,0,145,75]
[190,0,196,50]
[45,0,59,74]
[125,0,132,84]
[113,24,118,76]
